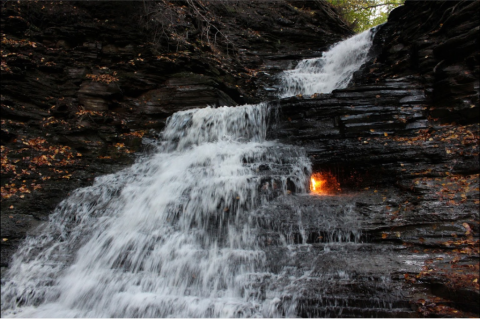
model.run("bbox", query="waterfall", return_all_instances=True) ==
[1,104,311,318]
[278,29,375,97]
[1,30,375,318]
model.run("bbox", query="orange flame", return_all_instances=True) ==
[310,176,326,194]
[310,172,341,195]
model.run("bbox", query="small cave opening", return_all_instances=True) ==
[310,171,341,195]
[309,163,396,194]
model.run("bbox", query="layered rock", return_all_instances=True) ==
[266,0,479,315]
[352,0,479,124]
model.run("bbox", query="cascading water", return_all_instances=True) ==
[1,104,311,318]
[278,29,374,97]
[1,29,376,318]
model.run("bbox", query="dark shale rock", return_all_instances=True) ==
[265,0,479,316]
[351,0,480,124]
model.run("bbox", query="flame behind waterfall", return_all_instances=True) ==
[310,172,341,195]
[311,176,325,194]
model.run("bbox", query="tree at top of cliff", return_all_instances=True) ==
[328,0,405,32]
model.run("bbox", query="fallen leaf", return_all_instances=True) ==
[462,222,472,235]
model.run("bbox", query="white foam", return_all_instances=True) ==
[279,29,374,97]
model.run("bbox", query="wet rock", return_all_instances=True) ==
[351,0,480,125]
[263,1,479,315]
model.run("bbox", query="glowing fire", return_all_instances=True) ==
[310,175,326,194]
[311,177,322,192]
[310,172,341,195]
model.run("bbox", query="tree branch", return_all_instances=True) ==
[359,3,402,10]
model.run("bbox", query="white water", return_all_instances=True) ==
[1,30,374,318]
[1,104,310,318]
[278,29,374,97]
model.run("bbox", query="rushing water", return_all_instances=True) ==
[278,29,374,97]
[1,29,375,318]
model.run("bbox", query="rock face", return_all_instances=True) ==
[352,0,479,124]
[0,1,351,268]
[267,0,479,316]
[1,0,478,317]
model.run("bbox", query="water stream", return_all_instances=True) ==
[1,29,376,318]
[278,29,374,97]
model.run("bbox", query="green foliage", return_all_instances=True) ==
[327,0,405,33]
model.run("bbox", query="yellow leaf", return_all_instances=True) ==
[382,233,388,239]
[384,132,388,136]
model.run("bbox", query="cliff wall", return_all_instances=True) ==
[270,0,479,315]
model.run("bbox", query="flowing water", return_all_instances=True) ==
[1,29,378,318]
[278,29,374,97]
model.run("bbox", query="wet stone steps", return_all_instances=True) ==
[248,191,430,317]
